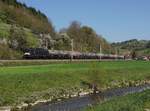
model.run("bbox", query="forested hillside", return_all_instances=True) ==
[0,0,55,34]
[112,39,150,56]
[0,0,111,59]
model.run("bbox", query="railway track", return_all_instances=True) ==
[0,59,125,62]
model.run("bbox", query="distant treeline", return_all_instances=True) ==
[1,0,47,18]
[112,39,150,50]
[112,39,150,56]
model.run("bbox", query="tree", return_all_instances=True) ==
[17,27,28,50]
[146,41,150,48]
[40,34,55,49]
[0,43,21,59]
[1,0,17,5]
[80,26,98,52]
[66,21,82,51]
[65,21,111,53]
[8,25,28,50]
[131,50,137,59]
[54,33,71,50]
[88,63,105,93]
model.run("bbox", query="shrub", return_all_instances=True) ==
[0,43,21,59]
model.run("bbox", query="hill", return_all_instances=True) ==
[0,0,111,59]
[0,0,56,59]
[0,0,55,34]
[112,39,150,56]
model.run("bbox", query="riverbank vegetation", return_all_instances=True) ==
[85,89,150,111]
[0,61,149,107]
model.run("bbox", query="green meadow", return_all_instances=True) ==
[0,61,149,106]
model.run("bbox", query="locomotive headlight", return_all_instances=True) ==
[24,52,31,56]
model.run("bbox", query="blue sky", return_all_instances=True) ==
[18,0,150,42]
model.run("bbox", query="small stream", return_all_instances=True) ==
[30,84,150,111]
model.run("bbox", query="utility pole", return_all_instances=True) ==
[99,44,102,61]
[115,48,118,61]
[45,38,48,49]
[71,39,74,61]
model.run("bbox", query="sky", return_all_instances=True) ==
[18,0,150,42]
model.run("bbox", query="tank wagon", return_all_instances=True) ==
[23,48,124,60]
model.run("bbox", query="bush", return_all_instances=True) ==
[0,43,21,59]
[87,63,106,92]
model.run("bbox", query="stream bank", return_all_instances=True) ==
[29,84,150,111]
[8,82,150,111]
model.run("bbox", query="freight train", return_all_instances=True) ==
[23,48,124,60]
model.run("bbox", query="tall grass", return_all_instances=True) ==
[85,89,150,111]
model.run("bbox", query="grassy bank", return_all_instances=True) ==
[85,89,150,111]
[0,61,149,106]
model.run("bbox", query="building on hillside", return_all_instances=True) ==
[39,34,55,50]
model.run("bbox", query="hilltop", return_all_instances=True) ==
[0,0,55,34]
[112,39,150,56]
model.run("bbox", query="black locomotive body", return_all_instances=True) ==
[23,48,50,59]
[23,48,124,60]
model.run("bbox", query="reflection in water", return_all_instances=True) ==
[30,84,150,111]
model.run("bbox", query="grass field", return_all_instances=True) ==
[0,61,150,106]
[85,89,150,111]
